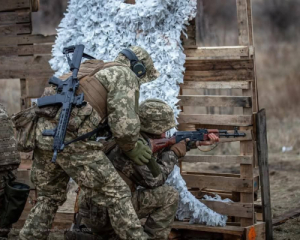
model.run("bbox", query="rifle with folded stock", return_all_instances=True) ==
[148,127,246,153]
[37,44,94,163]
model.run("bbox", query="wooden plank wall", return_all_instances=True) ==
[0,0,55,109]
[179,0,262,231]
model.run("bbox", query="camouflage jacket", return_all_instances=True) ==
[107,136,178,189]
[95,64,141,152]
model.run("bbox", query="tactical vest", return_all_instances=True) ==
[60,60,126,119]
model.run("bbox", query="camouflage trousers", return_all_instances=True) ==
[19,148,148,240]
[79,185,179,240]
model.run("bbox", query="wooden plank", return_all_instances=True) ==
[184,69,253,81]
[178,95,252,108]
[236,0,250,46]
[0,34,55,46]
[200,200,253,218]
[0,55,53,79]
[0,23,31,35]
[26,77,49,97]
[16,169,34,189]
[184,46,249,58]
[180,81,250,89]
[178,114,253,126]
[273,207,300,226]
[172,221,244,236]
[184,59,254,71]
[256,109,273,239]
[0,11,31,24]
[245,222,266,240]
[182,174,253,193]
[0,0,30,12]
[181,155,253,164]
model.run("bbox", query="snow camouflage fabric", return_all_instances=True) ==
[19,47,159,240]
[139,99,176,135]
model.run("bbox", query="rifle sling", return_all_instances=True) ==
[65,123,108,146]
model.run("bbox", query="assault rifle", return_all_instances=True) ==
[148,127,246,153]
[37,45,95,163]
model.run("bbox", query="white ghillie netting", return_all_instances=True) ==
[52,0,228,227]
[166,166,228,226]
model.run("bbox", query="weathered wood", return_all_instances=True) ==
[273,207,300,227]
[125,0,136,3]
[0,34,55,46]
[182,174,253,193]
[256,109,273,239]
[240,86,254,227]
[0,0,31,12]
[0,11,31,24]
[200,200,253,218]
[236,0,250,46]
[181,155,253,164]
[184,69,253,81]
[184,46,249,58]
[180,81,250,89]
[178,95,252,108]
[26,77,50,97]
[31,0,40,12]
[16,169,34,189]
[245,222,266,240]
[178,114,253,126]
[184,59,254,71]
[172,221,244,236]
[0,23,31,35]
[0,55,53,79]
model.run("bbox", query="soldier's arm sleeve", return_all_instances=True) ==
[157,150,179,178]
[105,71,140,152]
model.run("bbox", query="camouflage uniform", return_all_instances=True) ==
[0,104,21,237]
[19,46,159,240]
[76,99,179,240]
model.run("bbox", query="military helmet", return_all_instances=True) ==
[115,46,160,84]
[139,99,176,135]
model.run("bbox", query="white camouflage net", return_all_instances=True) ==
[51,0,227,226]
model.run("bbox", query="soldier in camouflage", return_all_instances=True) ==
[0,104,23,238]
[71,99,186,240]
[19,46,159,240]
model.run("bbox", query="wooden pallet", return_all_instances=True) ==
[173,0,271,239]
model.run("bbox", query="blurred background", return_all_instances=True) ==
[0,0,299,239]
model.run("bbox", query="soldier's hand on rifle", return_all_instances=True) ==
[171,140,188,158]
[124,139,152,166]
[196,133,219,146]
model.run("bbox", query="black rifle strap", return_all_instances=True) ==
[65,123,108,146]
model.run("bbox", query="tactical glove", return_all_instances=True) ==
[171,140,187,158]
[124,139,152,166]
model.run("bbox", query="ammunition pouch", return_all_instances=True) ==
[0,181,30,229]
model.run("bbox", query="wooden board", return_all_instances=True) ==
[244,222,266,240]
[181,155,253,165]
[0,34,55,46]
[0,23,31,35]
[184,69,253,82]
[184,46,249,58]
[182,174,253,193]
[178,114,253,126]
[256,109,273,239]
[236,0,250,46]
[200,200,253,218]
[178,95,252,108]
[273,207,300,226]
[184,59,254,71]
[0,0,30,12]
[180,81,250,90]
[0,11,31,24]
[25,77,50,97]
[0,55,53,79]
[0,44,52,56]
[172,221,244,236]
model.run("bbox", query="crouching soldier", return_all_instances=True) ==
[66,99,219,240]
[0,104,30,239]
